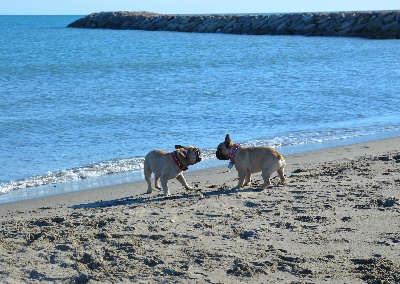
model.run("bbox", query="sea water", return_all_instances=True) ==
[1,15,400,204]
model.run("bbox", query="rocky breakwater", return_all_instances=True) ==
[68,11,400,39]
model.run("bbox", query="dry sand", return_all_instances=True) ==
[0,137,399,283]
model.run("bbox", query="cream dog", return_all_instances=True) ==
[144,145,201,196]
[216,134,286,190]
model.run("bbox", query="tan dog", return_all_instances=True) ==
[144,145,201,197]
[216,134,286,190]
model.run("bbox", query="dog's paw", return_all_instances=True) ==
[185,186,194,191]
[146,188,153,194]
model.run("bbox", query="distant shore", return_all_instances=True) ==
[0,137,399,282]
[68,10,400,39]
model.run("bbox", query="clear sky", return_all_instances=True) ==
[0,0,398,15]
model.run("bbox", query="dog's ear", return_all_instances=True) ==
[175,145,188,157]
[224,134,232,148]
[179,148,188,158]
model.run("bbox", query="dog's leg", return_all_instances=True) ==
[234,172,246,190]
[243,173,252,186]
[260,178,271,190]
[176,173,193,190]
[277,167,286,185]
[260,168,274,190]
[144,164,153,194]
[160,177,170,197]
[155,175,161,189]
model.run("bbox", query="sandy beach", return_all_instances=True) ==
[1,137,399,283]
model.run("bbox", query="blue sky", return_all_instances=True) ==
[0,0,398,15]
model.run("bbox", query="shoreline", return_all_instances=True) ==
[0,136,399,282]
[1,136,399,213]
[2,131,400,205]
[68,10,400,39]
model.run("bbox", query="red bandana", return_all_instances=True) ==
[228,144,240,169]
[172,151,188,171]
[230,144,240,164]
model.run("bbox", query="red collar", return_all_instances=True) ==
[172,151,188,171]
[229,144,240,164]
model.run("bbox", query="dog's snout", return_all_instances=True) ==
[216,149,223,160]
[196,149,202,162]
[216,148,229,160]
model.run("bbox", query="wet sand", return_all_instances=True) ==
[0,137,399,283]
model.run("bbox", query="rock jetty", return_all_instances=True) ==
[68,11,400,39]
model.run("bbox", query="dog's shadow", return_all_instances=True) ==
[70,187,260,210]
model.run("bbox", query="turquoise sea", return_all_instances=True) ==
[1,15,400,203]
